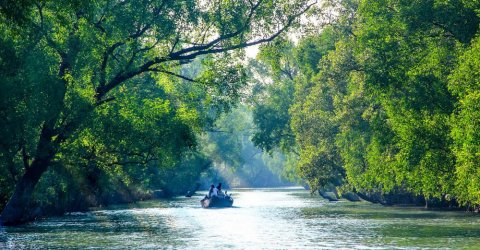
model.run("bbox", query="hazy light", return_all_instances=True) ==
[245,45,260,59]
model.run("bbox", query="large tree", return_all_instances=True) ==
[0,0,315,225]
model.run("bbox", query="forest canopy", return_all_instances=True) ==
[0,0,315,225]
[251,0,480,208]
[3,0,480,226]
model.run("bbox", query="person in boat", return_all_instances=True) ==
[212,184,219,197]
[208,184,219,198]
[203,185,211,200]
[205,184,215,199]
[217,183,226,197]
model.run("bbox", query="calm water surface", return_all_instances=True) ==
[1,187,480,249]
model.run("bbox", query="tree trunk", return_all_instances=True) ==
[0,125,56,225]
[0,45,71,226]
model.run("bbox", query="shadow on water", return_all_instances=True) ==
[379,224,480,238]
[301,201,474,220]
[299,200,480,244]
[202,206,240,209]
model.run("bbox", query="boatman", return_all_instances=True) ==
[212,184,219,197]
[208,184,218,198]
[217,183,225,197]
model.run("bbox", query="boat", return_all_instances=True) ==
[200,195,234,208]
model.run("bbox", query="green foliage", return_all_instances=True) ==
[250,26,340,190]
[449,36,480,206]
[251,79,296,153]
[0,0,315,220]
[200,105,292,187]
[348,0,470,199]
[251,38,297,154]
[251,0,480,208]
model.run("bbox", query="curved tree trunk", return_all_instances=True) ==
[0,51,71,226]
[0,125,56,225]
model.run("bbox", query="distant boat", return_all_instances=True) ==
[201,195,234,208]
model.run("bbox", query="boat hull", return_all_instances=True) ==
[201,196,234,208]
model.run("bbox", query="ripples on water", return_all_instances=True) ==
[1,187,480,249]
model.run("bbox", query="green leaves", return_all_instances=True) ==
[250,0,480,206]
[449,36,480,206]
[0,0,318,216]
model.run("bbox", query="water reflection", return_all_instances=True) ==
[1,187,480,249]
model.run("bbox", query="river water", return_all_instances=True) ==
[1,187,480,249]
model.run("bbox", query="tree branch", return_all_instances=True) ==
[96,1,314,101]
[22,145,30,170]
[149,68,198,83]
[35,2,44,29]
[100,42,124,88]
[95,96,116,106]
[130,0,166,39]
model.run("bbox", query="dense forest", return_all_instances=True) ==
[252,0,480,209]
[2,0,480,226]
[0,0,311,225]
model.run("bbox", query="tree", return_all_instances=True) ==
[449,35,480,208]
[0,0,316,225]
[251,38,297,154]
[248,26,340,190]
[345,0,477,201]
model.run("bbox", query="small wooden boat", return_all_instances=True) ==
[200,195,234,208]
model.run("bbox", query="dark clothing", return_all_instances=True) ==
[208,187,214,198]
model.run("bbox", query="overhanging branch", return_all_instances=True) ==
[96,1,315,101]
[149,68,198,83]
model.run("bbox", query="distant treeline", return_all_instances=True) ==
[251,0,480,209]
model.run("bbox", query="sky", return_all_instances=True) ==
[245,45,260,59]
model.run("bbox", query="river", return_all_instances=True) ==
[1,187,480,249]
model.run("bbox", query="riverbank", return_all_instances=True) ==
[316,188,472,212]
[0,186,185,226]
[2,184,474,227]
